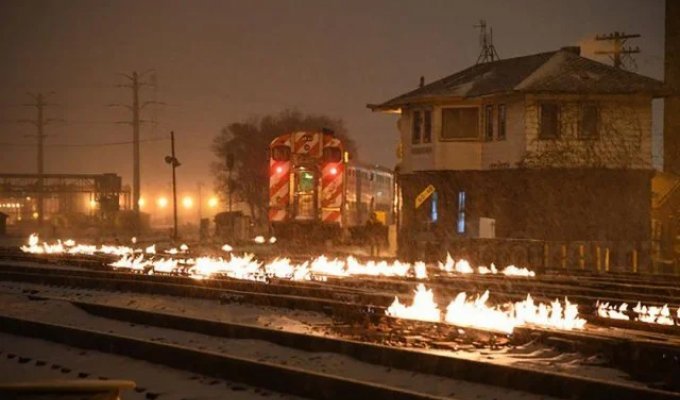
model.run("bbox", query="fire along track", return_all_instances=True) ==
[0,260,679,394]
[2,248,679,334]
[0,289,678,400]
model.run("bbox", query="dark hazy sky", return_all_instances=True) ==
[0,0,665,196]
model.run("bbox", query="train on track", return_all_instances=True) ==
[268,131,394,240]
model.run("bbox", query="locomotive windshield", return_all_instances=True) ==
[322,147,342,163]
[272,145,291,161]
[297,170,315,192]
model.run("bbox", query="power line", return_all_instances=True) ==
[595,31,641,70]
[0,137,167,148]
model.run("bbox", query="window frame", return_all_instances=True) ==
[497,104,506,141]
[271,145,291,161]
[411,110,422,144]
[538,103,561,140]
[578,103,600,140]
[440,106,481,141]
[484,105,494,141]
[423,110,432,143]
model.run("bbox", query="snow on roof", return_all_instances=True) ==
[369,48,666,111]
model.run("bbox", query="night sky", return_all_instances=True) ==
[0,0,665,197]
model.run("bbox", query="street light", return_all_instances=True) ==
[208,196,219,208]
[157,196,168,208]
[182,196,193,209]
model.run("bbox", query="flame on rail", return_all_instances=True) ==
[438,253,535,277]
[20,234,536,282]
[597,301,679,326]
[386,284,586,333]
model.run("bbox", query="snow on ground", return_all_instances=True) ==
[0,332,302,400]
[0,281,646,388]
[0,289,556,400]
[0,281,330,334]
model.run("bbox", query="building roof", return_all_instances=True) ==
[369,48,667,111]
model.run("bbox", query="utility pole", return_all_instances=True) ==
[20,92,59,226]
[474,20,500,64]
[165,131,181,241]
[595,32,640,70]
[113,70,160,235]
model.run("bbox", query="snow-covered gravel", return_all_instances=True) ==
[0,287,556,400]
[0,332,302,400]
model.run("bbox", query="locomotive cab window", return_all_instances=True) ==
[296,171,315,193]
[272,146,291,161]
[323,147,342,163]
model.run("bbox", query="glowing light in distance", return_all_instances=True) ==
[208,197,219,208]
[182,196,194,209]
[89,200,97,209]
[32,212,39,219]
[329,167,338,175]
[138,197,146,208]
[157,197,169,208]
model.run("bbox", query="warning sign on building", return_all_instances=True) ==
[415,184,435,208]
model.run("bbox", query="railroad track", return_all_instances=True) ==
[0,291,678,400]
[0,261,679,387]
[1,259,679,335]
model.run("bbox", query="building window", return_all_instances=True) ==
[441,107,479,140]
[412,111,422,144]
[497,104,506,140]
[457,191,466,234]
[423,110,432,143]
[579,104,599,139]
[430,191,438,222]
[484,105,494,141]
[539,103,560,139]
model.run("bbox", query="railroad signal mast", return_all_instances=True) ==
[595,31,640,70]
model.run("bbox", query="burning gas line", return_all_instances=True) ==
[386,284,586,334]
[19,234,535,280]
[597,301,680,326]
[16,234,680,332]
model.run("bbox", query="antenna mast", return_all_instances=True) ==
[475,20,500,64]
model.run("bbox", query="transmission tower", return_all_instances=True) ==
[475,20,500,64]
[112,70,161,234]
[18,92,61,225]
[595,31,640,70]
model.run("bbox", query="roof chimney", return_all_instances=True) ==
[560,46,581,56]
[419,76,425,88]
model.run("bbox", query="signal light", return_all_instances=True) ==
[329,167,338,175]
[275,166,283,174]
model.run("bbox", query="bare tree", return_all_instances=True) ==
[212,109,356,226]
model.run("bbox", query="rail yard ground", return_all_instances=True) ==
[0,237,678,400]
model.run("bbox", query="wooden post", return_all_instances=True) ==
[578,244,585,270]
[632,249,638,273]
[596,246,601,272]
[561,244,567,269]
[604,248,610,272]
